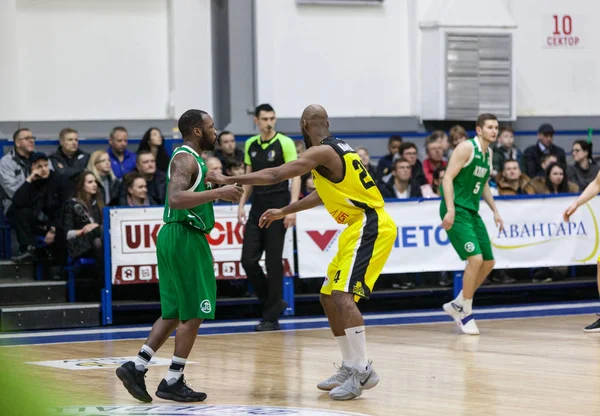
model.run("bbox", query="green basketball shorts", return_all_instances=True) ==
[156,222,216,320]
[440,202,494,261]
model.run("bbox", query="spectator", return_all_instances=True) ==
[87,150,120,206]
[10,153,63,262]
[214,131,244,174]
[107,126,136,178]
[376,135,403,180]
[529,162,579,194]
[423,133,448,184]
[134,151,165,205]
[496,159,533,196]
[63,172,104,263]
[295,140,306,156]
[523,123,567,178]
[120,172,151,207]
[431,167,446,196]
[206,156,223,174]
[49,128,90,196]
[568,140,599,191]
[524,155,557,193]
[394,142,427,187]
[432,130,451,160]
[449,125,468,149]
[378,159,423,199]
[137,127,170,173]
[492,127,524,178]
[225,160,246,177]
[355,146,377,179]
[0,128,35,214]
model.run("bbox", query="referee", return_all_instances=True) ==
[239,104,300,331]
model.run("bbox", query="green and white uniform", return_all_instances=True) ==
[156,145,216,320]
[440,137,494,261]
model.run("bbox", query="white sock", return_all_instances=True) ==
[166,356,186,385]
[344,326,368,371]
[453,290,464,306]
[335,335,354,367]
[463,298,473,315]
[133,345,155,371]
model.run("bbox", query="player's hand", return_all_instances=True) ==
[259,209,286,228]
[494,212,504,232]
[205,171,228,185]
[218,184,243,203]
[563,201,579,222]
[283,213,296,229]
[238,205,247,225]
[441,210,455,231]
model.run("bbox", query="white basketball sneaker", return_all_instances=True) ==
[443,301,480,335]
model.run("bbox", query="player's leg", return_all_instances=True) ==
[441,207,483,335]
[316,256,356,391]
[116,225,180,402]
[584,261,600,332]
[473,213,496,291]
[328,209,396,400]
[154,225,215,402]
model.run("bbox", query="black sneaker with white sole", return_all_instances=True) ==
[116,361,152,403]
[584,316,600,333]
[156,376,207,402]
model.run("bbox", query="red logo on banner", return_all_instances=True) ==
[306,230,339,251]
[547,15,580,47]
[207,218,245,248]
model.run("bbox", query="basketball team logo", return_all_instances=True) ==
[267,149,276,161]
[200,299,212,314]
[464,242,475,253]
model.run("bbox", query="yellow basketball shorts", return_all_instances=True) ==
[321,208,397,302]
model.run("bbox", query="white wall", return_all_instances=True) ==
[507,0,600,116]
[0,0,212,122]
[254,0,412,119]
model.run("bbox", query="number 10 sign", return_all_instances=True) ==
[544,14,581,48]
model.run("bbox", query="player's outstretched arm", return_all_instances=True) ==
[205,146,329,186]
[564,171,600,221]
[259,190,323,228]
[441,141,473,230]
[168,153,243,209]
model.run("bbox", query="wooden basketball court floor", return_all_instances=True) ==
[3,301,600,416]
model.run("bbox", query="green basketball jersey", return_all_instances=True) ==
[163,145,215,233]
[441,137,492,212]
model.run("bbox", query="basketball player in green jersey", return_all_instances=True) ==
[440,113,504,335]
[116,110,243,402]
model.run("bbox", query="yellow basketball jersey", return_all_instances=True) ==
[312,137,384,224]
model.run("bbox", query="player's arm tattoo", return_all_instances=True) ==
[167,153,225,209]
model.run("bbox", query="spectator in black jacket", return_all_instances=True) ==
[49,128,90,198]
[567,140,599,191]
[11,153,63,262]
[378,158,423,199]
[523,123,567,178]
[376,135,403,180]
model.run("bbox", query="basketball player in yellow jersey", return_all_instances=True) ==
[206,104,397,401]
[564,170,600,332]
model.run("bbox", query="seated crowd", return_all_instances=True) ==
[0,122,589,290]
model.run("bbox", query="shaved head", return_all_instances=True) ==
[301,104,330,149]
[301,104,328,122]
